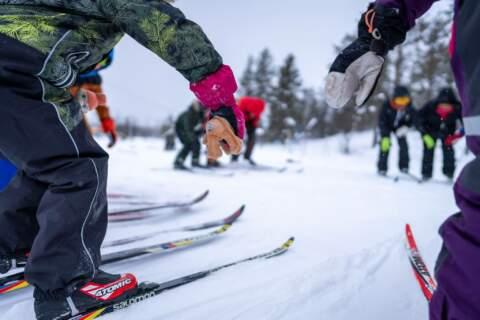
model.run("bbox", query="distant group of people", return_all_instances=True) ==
[377,86,464,180]
[173,96,266,169]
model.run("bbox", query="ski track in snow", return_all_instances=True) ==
[0,132,472,320]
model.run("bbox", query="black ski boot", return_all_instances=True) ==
[444,172,454,180]
[378,170,387,177]
[174,161,189,171]
[191,160,207,169]
[0,257,11,274]
[207,160,221,168]
[0,251,28,274]
[245,158,257,166]
[422,175,432,182]
[34,271,138,320]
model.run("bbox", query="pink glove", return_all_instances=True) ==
[190,65,245,139]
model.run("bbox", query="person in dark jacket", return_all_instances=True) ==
[0,1,245,319]
[325,1,480,318]
[418,88,464,180]
[377,86,416,175]
[174,101,206,169]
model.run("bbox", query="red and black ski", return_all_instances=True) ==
[405,224,437,301]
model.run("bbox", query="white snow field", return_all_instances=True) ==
[0,132,472,320]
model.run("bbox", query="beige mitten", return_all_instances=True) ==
[204,116,243,160]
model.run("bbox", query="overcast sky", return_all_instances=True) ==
[100,0,446,125]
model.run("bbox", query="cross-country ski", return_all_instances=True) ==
[104,205,245,248]
[108,190,209,217]
[69,237,294,320]
[405,224,437,301]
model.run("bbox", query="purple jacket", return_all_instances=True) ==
[378,0,439,27]
[376,1,480,320]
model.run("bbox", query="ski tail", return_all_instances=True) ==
[405,224,437,301]
[71,237,295,320]
[109,190,209,217]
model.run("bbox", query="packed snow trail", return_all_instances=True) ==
[0,132,470,320]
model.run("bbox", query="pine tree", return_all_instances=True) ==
[268,54,302,141]
[409,7,454,107]
[239,56,256,97]
[253,48,275,100]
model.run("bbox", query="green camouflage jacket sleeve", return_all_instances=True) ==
[98,0,223,83]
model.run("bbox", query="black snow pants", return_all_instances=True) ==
[422,138,455,179]
[175,131,200,165]
[232,123,257,161]
[244,125,257,160]
[377,136,410,172]
[0,35,108,294]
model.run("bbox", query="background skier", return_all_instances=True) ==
[232,96,266,165]
[164,116,176,151]
[174,101,206,170]
[0,1,244,319]
[418,87,464,180]
[325,1,480,318]
[71,50,118,148]
[377,86,416,175]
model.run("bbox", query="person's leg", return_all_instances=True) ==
[377,136,391,174]
[377,146,390,174]
[422,142,435,179]
[174,137,192,166]
[377,151,389,173]
[0,34,108,294]
[430,1,480,318]
[442,141,456,179]
[244,128,257,161]
[191,139,201,166]
[397,136,410,172]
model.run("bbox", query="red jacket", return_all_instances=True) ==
[237,96,266,128]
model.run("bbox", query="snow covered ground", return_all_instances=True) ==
[0,132,472,320]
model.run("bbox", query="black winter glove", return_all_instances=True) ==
[325,3,408,109]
